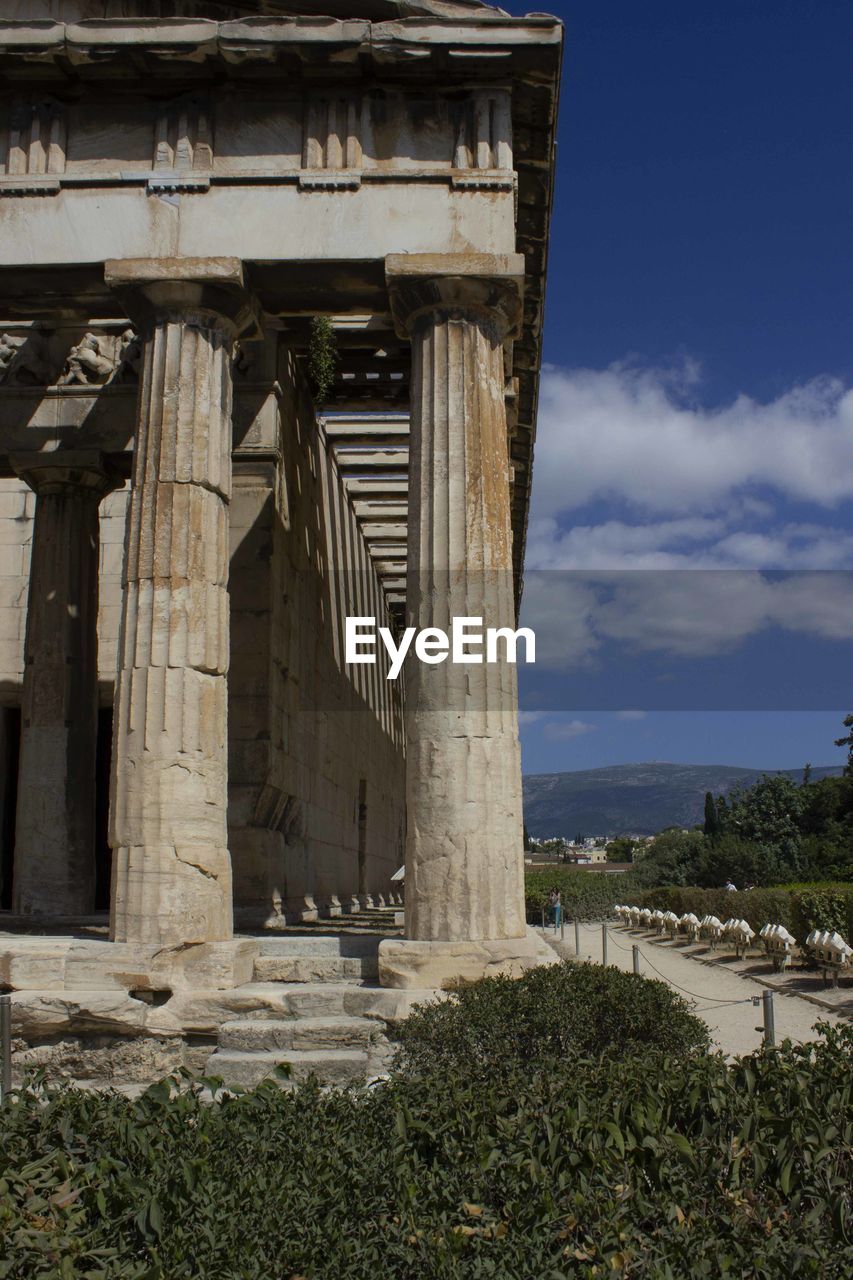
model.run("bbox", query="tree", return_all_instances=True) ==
[629,829,706,888]
[715,794,729,829]
[605,837,635,864]
[802,762,812,786]
[835,714,853,776]
[703,791,719,840]
[725,774,804,874]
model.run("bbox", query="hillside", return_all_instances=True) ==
[522,763,844,839]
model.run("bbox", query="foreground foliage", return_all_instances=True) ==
[1,1023,852,1278]
[392,960,709,1080]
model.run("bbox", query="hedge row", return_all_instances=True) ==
[524,867,625,921]
[2,1022,852,1278]
[524,870,853,940]
[631,884,853,941]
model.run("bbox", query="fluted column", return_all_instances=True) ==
[104,258,259,945]
[379,254,539,988]
[10,452,118,917]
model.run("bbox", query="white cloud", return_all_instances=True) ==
[527,361,853,574]
[527,516,853,572]
[533,362,853,520]
[518,710,549,726]
[542,719,596,741]
[519,569,853,667]
[519,359,853,672]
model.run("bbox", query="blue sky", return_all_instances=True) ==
[504,1,853,774]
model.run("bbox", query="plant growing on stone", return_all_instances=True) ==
[306,315,338,405]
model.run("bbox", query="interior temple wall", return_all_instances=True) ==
[228,348,405,925]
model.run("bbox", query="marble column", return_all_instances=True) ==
[379,254,541,989]
[10,452,118,918]
[104,258,259,945]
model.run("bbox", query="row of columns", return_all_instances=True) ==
[8,254,529,977]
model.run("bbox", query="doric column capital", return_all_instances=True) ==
[104,256,262,343]
[10,449,121,499]
[385,252,525,341]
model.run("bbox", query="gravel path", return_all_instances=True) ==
[548,922,846,1057]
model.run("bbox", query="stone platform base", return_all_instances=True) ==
[0,935,260,996]
[377,928,555,990]
[0,931,441,1089]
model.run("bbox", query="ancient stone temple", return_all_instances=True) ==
[0,1,561,1084]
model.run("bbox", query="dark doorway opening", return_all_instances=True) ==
[94,707,113,912]
[0,707,21,911]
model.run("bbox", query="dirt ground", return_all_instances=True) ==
[546,921,850,1057]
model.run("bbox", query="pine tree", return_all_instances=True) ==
[834,714,853,776]
[703,791,718,840]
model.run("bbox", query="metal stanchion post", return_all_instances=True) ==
[0,994,11,1103]
[574,919,580,956]
[633,944,640,976]
[541,907,545,930]
[560,913,565,942]
[762,989,776,1047]
[602,922,608,967]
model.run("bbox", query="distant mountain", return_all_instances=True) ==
[523,763,844,839]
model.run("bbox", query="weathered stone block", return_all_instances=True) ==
[378,932,550,991]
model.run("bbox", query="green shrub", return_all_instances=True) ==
[391,960,710,1081]
[631,883,853,942]
[525,866,630,921]
[1,1023,852,1278]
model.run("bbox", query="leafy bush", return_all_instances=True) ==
[1,1022,852,1278]
[634,886,796,935]
[790,887,853,939]
[632,883,853,941]
[525,866,629,920]
[392,960,710,1081]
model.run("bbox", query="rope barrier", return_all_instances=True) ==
[572,922,759,1006]
[605,932,635,953]
[690,999,757,1012]
[625,943,755,1004]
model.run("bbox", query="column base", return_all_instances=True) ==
[378,928,551,991]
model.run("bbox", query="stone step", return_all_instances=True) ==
[230,980,432,1023]
[219,1015,376,1053]
[206,1047,369,1089]
[257,934,381,958]
[234,981,364,1016]
[252,955,379,983]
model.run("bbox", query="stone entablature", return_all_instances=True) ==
[0,12,561,581]
[1,86,515,192]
